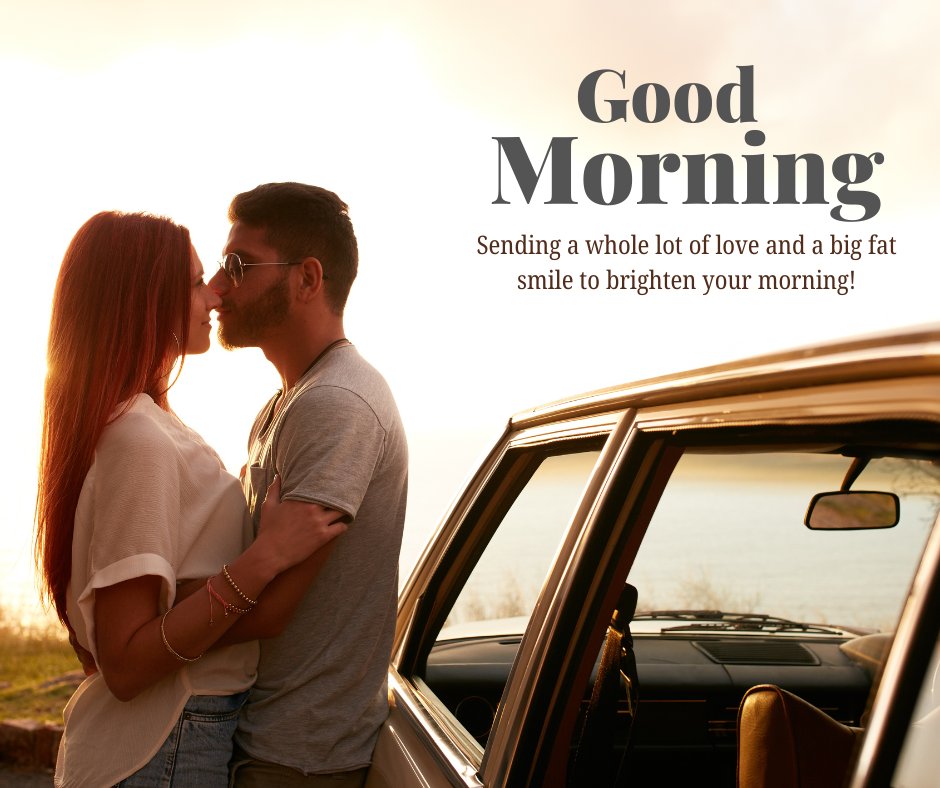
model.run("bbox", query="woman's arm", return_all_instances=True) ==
[173,499,349,642]
[93,479,345,701]
[212,511,339,644]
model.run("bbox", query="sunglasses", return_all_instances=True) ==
[216,253,304,287]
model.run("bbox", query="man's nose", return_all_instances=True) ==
[208,268,230,295]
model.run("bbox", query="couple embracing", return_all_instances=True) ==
[35,182,408,787]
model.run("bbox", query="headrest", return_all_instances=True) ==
[736,684,860,788]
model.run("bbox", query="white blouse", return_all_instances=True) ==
[55,394,259,788]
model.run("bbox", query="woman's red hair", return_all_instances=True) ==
[36,211,193,624]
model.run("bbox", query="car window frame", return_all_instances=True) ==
[489,420,675,786]
[849,514,940,787]
[391,412,624,780]
[397,415,620,674]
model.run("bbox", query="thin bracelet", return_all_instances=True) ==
[207,577,253,616]
[207,578,215,626]
[222,565,259,607]
[160,609,203,663]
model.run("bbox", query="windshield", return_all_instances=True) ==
[628,451,939,633]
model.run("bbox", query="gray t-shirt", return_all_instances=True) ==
[234,343,408,774]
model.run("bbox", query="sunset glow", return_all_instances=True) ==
[3,1,937,626]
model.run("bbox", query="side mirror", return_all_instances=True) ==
[805,491,900,530]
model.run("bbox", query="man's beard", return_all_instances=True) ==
[217,274,291,349]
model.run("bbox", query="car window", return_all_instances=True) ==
[542,438,940,787]
[441,448,603,638]
[587,447,940,787]
[629,452,938,631]
[416,444,603,748]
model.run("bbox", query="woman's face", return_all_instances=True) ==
[187,247,221,355]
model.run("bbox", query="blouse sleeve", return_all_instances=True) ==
[74,410,182,660]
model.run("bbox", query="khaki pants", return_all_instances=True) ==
[230,747,368,788]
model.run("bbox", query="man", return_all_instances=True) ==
[208,182,408,787]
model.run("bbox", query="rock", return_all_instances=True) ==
[36,672,84,691]
[0,720,62,770]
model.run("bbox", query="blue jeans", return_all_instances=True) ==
[114,692,249,787]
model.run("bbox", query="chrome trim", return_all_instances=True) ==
[481,409,639,785]
[505,413,621,447]
[849,511,940,787]
[387,670,484,787]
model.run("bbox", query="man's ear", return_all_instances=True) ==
[297,257,326,302]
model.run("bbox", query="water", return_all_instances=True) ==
[444,451,939,636]
[629,480,934,631]
[8,443,937,642]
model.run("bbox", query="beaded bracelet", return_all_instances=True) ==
[222,565,259,607]
[160,609,203,663]
[207,577,254,617]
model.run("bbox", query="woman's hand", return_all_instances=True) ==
[254,475,348,574]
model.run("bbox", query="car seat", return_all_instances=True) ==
[736,683,861,788]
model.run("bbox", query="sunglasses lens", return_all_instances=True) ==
[222,254,241,285]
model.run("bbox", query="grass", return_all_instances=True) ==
[0,613,82,724]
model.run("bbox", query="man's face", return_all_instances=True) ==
[209,221,292,349]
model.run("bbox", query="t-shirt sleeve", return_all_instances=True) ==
[274,385,386,520]
[76,414,182,651]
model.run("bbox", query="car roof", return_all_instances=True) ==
[512,323,940,429]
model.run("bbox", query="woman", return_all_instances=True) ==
[35,211,345,787]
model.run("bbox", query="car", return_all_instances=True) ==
[364,325,940,788]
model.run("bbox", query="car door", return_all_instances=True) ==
[366,412,629,787]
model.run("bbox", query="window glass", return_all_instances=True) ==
[420,445,602,749]
[629,453,938,631]
[893,635,940,787]
[440,448,602,639]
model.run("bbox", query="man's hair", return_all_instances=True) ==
[228,182,358,314]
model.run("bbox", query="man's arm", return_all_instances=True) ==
[213,530,337,643]
[173,543,334,643]
[176,496,348,643]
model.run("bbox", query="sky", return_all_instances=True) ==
[1,1,937,625]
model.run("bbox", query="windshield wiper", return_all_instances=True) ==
[632,610,844,635]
